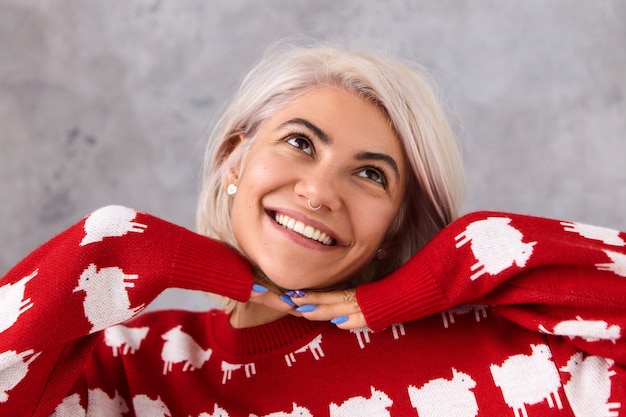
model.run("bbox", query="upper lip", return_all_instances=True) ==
[266,206,344,246]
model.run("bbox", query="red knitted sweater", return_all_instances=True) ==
[1,205,625,416]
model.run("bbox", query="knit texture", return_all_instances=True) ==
[1,206,625,416]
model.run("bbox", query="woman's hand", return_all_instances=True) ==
[248,285,367,329]
[284,288,367,329]
[248,284,303,316]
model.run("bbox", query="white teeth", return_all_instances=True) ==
[275,213,335,245]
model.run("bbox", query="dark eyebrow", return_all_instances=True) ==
[279,118,401,184]
[278,118,330,144]
[356,152,401,184]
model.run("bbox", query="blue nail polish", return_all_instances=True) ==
[296,304,317,313]
[286,290,306,298]
[331,316,349,325]
[252,284,268,293]
[280,294,297,307]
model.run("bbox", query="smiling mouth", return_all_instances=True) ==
[274,213,336,246]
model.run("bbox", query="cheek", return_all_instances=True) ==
[240,154,288,191]
[352,202,399,246]
[229,155,286,241]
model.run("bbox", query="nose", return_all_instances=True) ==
[293,164,342,212]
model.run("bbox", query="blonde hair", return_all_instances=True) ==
[197,41,464,288]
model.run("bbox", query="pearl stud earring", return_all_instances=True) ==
[227,184,238,195]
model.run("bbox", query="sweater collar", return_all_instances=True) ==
[209,310,332,361]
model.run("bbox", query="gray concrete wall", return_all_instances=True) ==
[2,0,625,310]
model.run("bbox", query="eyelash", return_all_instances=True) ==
[285,132,314,155]
[359,165,389,188]
[283,132,389,188]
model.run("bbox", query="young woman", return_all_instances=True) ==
[1,43,625,417]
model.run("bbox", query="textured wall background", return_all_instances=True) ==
[1,1,625,310]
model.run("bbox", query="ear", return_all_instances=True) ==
[224,171,239,194]
[221,134,244,193]
[219,134,244,163]
[376,240,396,260]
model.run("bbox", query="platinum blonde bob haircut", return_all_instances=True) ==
[197,42,464,284]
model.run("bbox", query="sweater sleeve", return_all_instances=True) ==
[357,211,626,362]
[0,205,253,416]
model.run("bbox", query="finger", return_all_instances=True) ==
[249,287,303,315]
[249,284,269,300]
[295,299,361,322]
[287,288,358,308]
[332,312,367,330]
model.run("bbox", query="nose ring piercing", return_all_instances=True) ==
[307,199,321,211]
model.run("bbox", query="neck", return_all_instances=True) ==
[229,301,290,329]
[228,267,291,329]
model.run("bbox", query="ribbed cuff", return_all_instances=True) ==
[356,260,448,332]
[169,229,253,302]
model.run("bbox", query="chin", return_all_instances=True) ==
[258,260,364,291]
[271,279,322,292]
[262,272,332,291]
[269,274,353,292]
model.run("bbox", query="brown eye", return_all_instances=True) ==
[286,135,313,155]
[358,167,387,187]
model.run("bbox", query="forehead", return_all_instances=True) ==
[262,86,403,155]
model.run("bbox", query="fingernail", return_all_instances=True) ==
[252,284,268,293]
[296,304,317,313]
[285,290,307,298]
[280,294,297,307]
[331,316,349,325]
